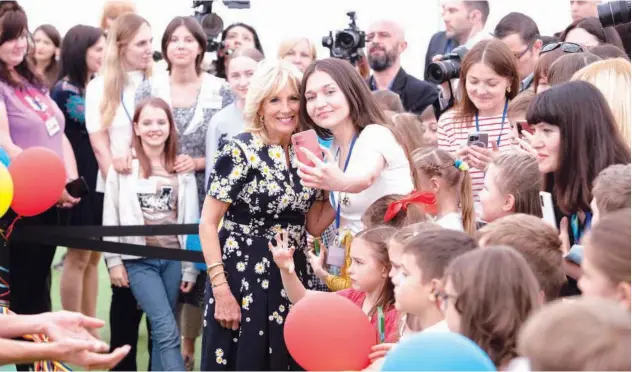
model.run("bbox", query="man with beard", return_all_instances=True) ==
[366,20,439,115]
[424,1,489,80]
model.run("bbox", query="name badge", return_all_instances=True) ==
[45,117,61,137]
[136,178,157,194]
[326,244,345,267]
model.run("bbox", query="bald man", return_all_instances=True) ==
[366,20,438,116]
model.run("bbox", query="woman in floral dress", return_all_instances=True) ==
[199,60,334,371]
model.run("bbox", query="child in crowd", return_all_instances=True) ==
[590,163,631,224]
[440,246,541,369]
[476,214,566,302]
[412,148,475,234]
[389,113,428,153]
[103,98,199,371]
[579,209,631,310]
[518,297,631,371]
[270,227,400,342]
[361,193,429,229]
[419,105,438,147]
[479,151,542,223]
[372,89,404,113]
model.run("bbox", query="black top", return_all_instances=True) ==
[368,67,440,115]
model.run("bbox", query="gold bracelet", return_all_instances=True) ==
[206,262,224,275]
[212,280,228,288]
[210,271,228,283]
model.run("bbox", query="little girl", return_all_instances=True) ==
[361,193,430,229]
[412,147,475,234]
[103,97,199,371]
[439,246,541,369]
[270,226,400,343]
[479,151,542,223]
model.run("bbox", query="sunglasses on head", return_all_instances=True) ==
[540,42,584,56]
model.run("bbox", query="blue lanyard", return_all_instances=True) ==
[571,211,592,244]
[475,99,508,147]
[121,91,133,124]
[329,135,357,229]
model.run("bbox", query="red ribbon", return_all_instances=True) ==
[383,190,437,222]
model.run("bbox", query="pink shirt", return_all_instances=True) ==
[336,288,400,343]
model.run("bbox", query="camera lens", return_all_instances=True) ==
[427,59,462,85]
[337,32,356,49]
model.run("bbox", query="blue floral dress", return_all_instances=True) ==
[201,133,317,371]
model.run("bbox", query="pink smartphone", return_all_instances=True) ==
[291,129,323,167]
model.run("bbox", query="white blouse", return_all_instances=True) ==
[85,71,146,193]
[331,124,414,236]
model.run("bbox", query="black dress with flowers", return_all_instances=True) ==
[201,133,317,371]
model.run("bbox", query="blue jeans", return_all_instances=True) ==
[125,259,184,371]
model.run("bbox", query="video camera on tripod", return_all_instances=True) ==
[322,11,366,65]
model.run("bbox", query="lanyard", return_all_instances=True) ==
[329,135,357,229]
[571,211,592,244]
[121,91,133,124]
[475,99,508,147]
[377,306,385,343]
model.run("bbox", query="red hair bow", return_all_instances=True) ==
[383,190,437,222]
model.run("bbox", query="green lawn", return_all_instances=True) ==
[49,249,202,371]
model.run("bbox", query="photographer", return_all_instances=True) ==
[366,20,438,115]
[436,39,520,203]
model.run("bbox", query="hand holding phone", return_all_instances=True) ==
[292,129,323,167]
[66,177,89,198]
[516,120,534,136]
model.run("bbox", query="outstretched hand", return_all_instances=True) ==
[268,230,296,273]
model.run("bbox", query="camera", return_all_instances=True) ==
[598,0,631,27]
[426,46,469,85]
[322,11,366,65]
[193,1,224,53]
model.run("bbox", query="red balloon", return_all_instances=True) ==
[284,292,376,371]
[8,147,66,217]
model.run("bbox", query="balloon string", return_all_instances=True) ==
[5,216,21,240]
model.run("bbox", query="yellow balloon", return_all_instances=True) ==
[0,163,13,219]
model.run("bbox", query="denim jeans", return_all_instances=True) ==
[125,258,184,371]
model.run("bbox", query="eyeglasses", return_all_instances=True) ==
[540,42,584,56]
[514,40,536,60]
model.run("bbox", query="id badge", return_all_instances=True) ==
[45,117,61,137]
[326,243,345,267]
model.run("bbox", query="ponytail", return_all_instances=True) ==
[460,169,476,235]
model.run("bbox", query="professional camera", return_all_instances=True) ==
[322,11,366,65]
[598,0,631,27]
[193,0,224,53]
[426,46,469,85]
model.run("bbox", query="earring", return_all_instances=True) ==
[259,115,264,125]
[507,86,511,93]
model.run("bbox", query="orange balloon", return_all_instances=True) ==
[9,147,66,217]
[284,292,376,371]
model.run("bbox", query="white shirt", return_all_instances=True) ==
[423,320,449,333]
[85,71,146,192]
[436,212,465,232]
[332,124,414,236]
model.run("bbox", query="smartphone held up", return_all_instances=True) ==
[292,129,324,167]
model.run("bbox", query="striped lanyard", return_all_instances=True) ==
[329,135,358,229]
[475,99,508,147]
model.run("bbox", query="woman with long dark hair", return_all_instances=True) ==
[31,24,61,89]
[0,4,79,317]
[50,24,105,333]
[527,80,630,293]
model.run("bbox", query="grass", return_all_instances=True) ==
[50,249,202,371]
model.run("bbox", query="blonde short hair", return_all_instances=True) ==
[277,37,317,60]
[572,58,632,144]
[243,59,303,144]
[100,0,136,31]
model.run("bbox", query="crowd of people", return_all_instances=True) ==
[0,0,630,371]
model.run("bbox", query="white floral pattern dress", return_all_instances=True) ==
[201,133,317,371]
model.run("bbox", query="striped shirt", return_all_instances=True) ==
[437,110,515,201]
